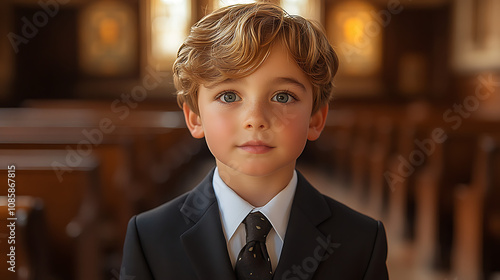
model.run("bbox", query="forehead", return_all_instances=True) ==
[203,42,312,93]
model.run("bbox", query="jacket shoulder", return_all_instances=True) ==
[322,194,380,230]
[133,192,191,237]
[316,194,388,278]
[134,169,216,235]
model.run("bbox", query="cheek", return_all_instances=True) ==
[275,110,310,146]
[271,107,310,132]
[202,110,236,143]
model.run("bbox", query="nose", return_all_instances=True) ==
[243,101,270,130]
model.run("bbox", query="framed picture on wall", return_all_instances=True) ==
[79,1,138,77]
[325,0,384,97]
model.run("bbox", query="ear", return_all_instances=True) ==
[307,104,328,141]
[183,103,205,139]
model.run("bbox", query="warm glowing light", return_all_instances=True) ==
[215,0,317,22]
[217,0,255,8]
[99,18,120,45]
[151,0,190,63]
[343,17,364,44]
[328,1,382,76]
[281,0,304,17]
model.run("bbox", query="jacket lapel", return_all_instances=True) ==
[273,171,333,280]
[178,169,332,280]
[179,169,237,280]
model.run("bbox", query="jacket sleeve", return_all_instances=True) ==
[363,221,389,280]
[120,216,155,280]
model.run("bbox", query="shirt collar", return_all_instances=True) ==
[212,167,297,243]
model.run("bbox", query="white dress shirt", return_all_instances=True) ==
[212,167,297,271]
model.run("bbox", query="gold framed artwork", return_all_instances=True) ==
[326,0,384,96]
[79,1,138,77]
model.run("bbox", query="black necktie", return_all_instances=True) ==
[235,211,273,280]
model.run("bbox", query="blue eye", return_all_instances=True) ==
[272,92,293,103]
[218,91,241,103]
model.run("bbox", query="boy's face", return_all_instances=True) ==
[184,42,327,179]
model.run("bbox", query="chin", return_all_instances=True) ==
[237,163,293,178]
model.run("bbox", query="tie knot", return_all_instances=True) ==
[244,212,272,243]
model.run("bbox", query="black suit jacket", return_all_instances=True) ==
[120,169,389,279]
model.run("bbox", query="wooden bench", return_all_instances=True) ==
[325,103,420,221]
[317,109,356,185]
[364,105,410,221]
[384,103,452,245]
[0,107,200,275]
[411,119,500,271]
[451,134,500,280]
[0,122,135,251]
[0,196,46,280]
[0,108,193,211]
[0,150,101,280]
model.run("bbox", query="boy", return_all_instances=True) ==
[121,3,388,280]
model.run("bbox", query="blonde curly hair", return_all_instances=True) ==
[173,2,339,114]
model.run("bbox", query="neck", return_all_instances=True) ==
[216,160,295,207]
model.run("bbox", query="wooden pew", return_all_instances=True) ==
[364,105,411,221]
[327,103,416,221]
[384,103,451,246]
[21,99,202,202]
[22,98,182,112]
[0,108,192,215]
[384,122,420,244]
[482,135,500,280]
[0,150,101,280]
[0,107,200,275]
[0,123,135,250]
[322,103,417,221]
[348,111,377,211]
[320,106,378,213]
[0,196,51,280]
[319,109,356,185]
[412,119,500,271]
[451,134,500,280]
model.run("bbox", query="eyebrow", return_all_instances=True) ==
[274,77,307,92]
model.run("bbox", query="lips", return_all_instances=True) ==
[238,140,274,154]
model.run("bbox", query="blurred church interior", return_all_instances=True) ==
[0,0,499,279]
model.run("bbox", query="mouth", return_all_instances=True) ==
[237,140,274,154]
